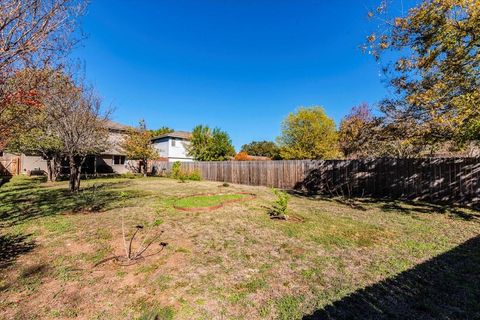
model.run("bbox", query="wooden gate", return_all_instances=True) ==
[0,158,20,176]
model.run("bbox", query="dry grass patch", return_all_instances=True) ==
[1,176,479,319]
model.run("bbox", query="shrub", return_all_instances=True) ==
[187,170,201,181]
[270,188,289,219]
[170,162,201,182]
[178,172,186,183]
[234,151,251,161]
[171,161,182,179]
[75,184,103,212]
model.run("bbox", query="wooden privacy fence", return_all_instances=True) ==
[0,158,19,176]
[152,158,480,207]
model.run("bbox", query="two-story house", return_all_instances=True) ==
[91,120,132,174]
[0,120,132,175]
[151,131,193,162]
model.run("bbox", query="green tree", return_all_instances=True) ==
[149,126,174,137]
[277,106,340,159]
[121,120,160,176]
[240,140,281,159]
[365,0,480,150]
[187,125,235,161]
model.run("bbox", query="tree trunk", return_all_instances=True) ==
[69,155,78,192]
[45,153,61,182]
[68,155,85,192]
[75,165,82,191]
[143,159,148,177]
[52,155,60,182]
[46,158,54,182]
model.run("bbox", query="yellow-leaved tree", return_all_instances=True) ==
[277,106,340,160]
[121,120,160,176]
[365,0,480,151]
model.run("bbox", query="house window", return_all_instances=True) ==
[113,155,126,165]
[171,139,176,147]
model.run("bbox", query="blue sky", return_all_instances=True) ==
[74,0,408,150]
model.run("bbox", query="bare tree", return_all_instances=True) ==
[0,0,85,72]
[46,80,110,192]
[0,0,86,148]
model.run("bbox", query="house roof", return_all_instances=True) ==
[105,120,132,132]
[102,120,131,155]
[152,131,192,141]
[246,155,271,161]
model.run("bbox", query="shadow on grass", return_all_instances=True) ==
[0,177,148,268]
[0,233,35,269]
[359,198,480,221]
[288,190,480,222]
[303,235,480,320]
[0,176,12,187]
[0,177,144,228]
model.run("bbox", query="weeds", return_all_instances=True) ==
[120,172,143,179]
[76,184,101,212]
[171,162,201,182]
[275,295,304,320]
[186,170,201,181]
[137,306,175,320]
[171,161,182,180]
[269,188,290,220]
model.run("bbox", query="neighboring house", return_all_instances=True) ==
[151,131,193,162]
[0,149,53,176]
[91,120,132,174]
[85,121,135,173]
[0,120,132,175]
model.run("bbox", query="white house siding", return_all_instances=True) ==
[153,140,170,158]
[168,139,193,162]
[152,137,193,162]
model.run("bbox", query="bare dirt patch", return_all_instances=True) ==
[1,176,480,319]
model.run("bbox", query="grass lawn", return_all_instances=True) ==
[1,176,480,319]
[174,193,250,209]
